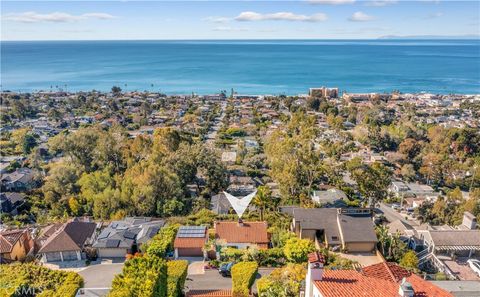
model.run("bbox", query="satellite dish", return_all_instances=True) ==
[223,190,257,218]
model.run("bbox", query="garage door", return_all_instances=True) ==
[98,248,128,258]
[63,250,79,261]
[347,242,375,253]
[178,248,203,257]
[45,252,62,262]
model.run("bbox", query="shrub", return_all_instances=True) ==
[283,237,315,263]
[257,264,306,297]
[231,261,258,297]
[399,250,419,271]
[0,263,82,297]
[221,247,244,262]
[167,260,188,297]
[145,224,179,258]
[109,255,167,297]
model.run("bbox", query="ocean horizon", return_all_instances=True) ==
[2,39,480,95]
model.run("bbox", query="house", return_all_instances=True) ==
[291,208,377,253]
[0,168,37,191]
[305,251,452,297]
[186,290,233,297]
[37,219,97,262]
[311,188,347,207]
[0,192,25,215]
[93,217,164,258]
[215,220,269,249]
[221,152,237,165]
[390,181,439,200]
[174,226,208,258]
[0,229,33,262]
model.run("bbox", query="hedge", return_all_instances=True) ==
[0,263,83,297]
[167,260,188,297]
[145,224,179,258]
[231,261,258,297]
[109,255,167,297]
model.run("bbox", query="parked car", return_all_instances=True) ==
[467,259,480,277]
[219,262,235,277]
[391,204,401,211]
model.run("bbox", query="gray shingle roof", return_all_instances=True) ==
[429,230,480,247]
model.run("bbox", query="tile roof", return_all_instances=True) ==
[0,229,26,253]
[313,262,453,297]
[186,290,233,297]
[174,225,208,248]
[215,221,269,244]
[38,221,96,253]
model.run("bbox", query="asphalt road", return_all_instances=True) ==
[378,203,419,226]
[78,263,124,288]
[185,268,274,293]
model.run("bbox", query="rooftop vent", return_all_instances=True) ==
[398,278,414,297]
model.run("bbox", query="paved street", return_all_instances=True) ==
[78,263,124,288]
[378,203,419,226]
[186,268,274,293]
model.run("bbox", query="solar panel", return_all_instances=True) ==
[176,226,206,238]
[106,239,120,248]
[124,231,136,239]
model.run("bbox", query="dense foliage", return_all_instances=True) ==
[29,125,228,221]
[166,260,188,297]
[283,237,316,263]
[231,261,258,297]
[144,224,179,258]
[109,255,167,297]
[256,264,306,297]
[0,263,83,297]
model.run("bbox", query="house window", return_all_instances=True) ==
[331,236,338,241]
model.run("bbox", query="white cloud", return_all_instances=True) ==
[235,11,328,22]
[212,26,248,32]
[2,11,116,23]
[365,0,398,7]
[203,16,231,23]
[308,0,355,4]
[348,11,375,22]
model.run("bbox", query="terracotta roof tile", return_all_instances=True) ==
[314,264,453,297]
[215,221,269,244]
[0,229,27,253]
[38,221,96,253]
[308,251,326,264]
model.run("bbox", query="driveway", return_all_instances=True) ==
[186,268,274,293]
[78,263,124,288]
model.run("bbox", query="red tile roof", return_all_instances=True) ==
[313,263,453,297]
[186,290,232,297]
[0,229,27,253]
[308,251,326,264]
[215,221,269,244]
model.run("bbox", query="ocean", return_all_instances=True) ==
[1,39,479,95]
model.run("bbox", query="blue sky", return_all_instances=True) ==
[1,1,479,40]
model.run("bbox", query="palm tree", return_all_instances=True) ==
[253,185,272,221]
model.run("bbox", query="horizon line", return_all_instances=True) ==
[2,37,480,42]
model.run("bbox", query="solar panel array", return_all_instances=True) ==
[176,226,206,238]
[106,239,120,248]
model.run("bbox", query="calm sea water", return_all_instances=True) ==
[1,40,480,94]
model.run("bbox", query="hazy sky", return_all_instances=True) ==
[1,1,479,40]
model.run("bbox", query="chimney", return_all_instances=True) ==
[462,211,477,230]
[305,252,325,297]
[238,218,244,227]
[398,278,414,297]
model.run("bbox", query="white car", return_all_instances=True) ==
[466,259,480,277]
